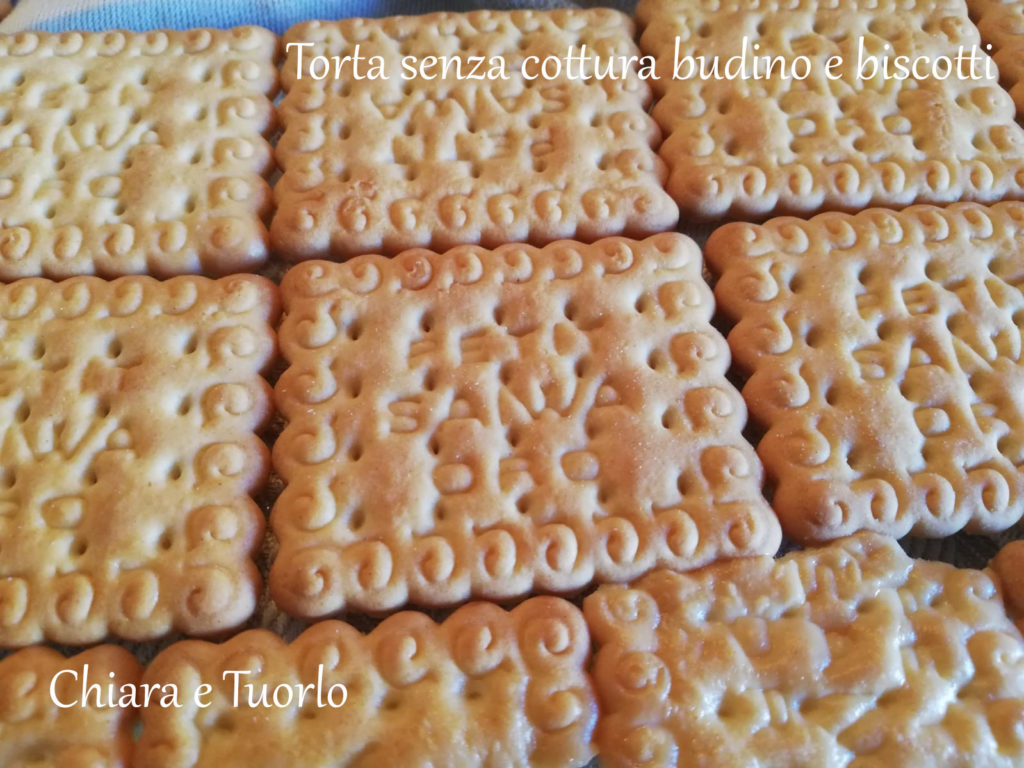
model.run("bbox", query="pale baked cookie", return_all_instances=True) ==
[585,532,1024,768]
[0,28,278,280]
[135,598,596,767]
[970,0,1024,112]
[709,203,1024,542]
[271,10,678,261]
[0,645,140,768]
[637,0,1024,220]
[0,276,278,646]
[271,234,779,618]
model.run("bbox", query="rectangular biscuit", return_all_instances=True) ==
[708,203,1024,542]
[271,10,678,261]
[969,0,1024,112]
[135,598,596,767]
[0,27,278,279]
[271,234,779,618]
[584,532,1024,768]
[0,275,278,646]
[636,0,1024,219]
[1,645,140,767]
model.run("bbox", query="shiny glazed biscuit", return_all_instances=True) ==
[708,203,1024,542]
[585,532,1024,768]
[272,234,779,618]
[0,27,278,280]
[636,0,1024,220]
[0,276,278,646]
[135,598,596,767]
[969,0,1024,112]
[0,645,140,768]
[272,10,678,261]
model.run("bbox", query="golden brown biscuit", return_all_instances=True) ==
[0,644,140,768]
[585,532,1024,768]
[708,202,1024,542]
[271,234,779,618]
[0,275,278,646]
[970,0,1024,112]
[637,0,1024,220]
[135,598,596,768]
[271,10,678,261]
[991,539,1024,634]
[0,27,278,280]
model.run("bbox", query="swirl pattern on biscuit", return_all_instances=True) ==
[272,234,779,617]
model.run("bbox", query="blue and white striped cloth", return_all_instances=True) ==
[0,0,637,34]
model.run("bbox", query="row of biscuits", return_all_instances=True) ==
[1,232,773,647]
[1,216,1023,645]
[1,1,1023,765]
[0,13,676,280]
[6,0,1024,278]
[2,533,1022,766]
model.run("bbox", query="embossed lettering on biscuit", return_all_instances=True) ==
[272,10,678,260]
[585,532,1024,768]
[709,202,1024,541]
[637,0,1024,220]
[0,27,278,279]
[0,275,277,646]
[271,235,778,617]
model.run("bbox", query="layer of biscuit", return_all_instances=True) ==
[969,0,1024,112]
[0,275,278,646]
[708,202,1024,542]
[637,0,1024,219]
[272,10,678,260]
[585,532,1024,767]
[135,598,596,767]
[991,539,1024,634]
[271,234,779,617]
[0,27,278,280]
[0,644,140,768]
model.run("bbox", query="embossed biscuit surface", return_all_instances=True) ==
[708,202,1024,542]
[0,276,278,646]
[272,10,678,261]
[0,27,278,280]
[585,532,1024,768]
[0,645,140,768]
[969,0,1024,112]
[272,234,779,617]
[636,0,1024,220]
[136,598,596,767]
